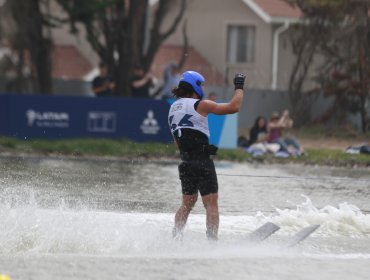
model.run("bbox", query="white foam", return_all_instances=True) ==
[0,195,369,256]
[272,196,370,237]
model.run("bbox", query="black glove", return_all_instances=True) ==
[233,73,246,90]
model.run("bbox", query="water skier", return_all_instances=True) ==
[168,71,246,240]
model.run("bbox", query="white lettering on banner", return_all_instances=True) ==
[87,111,117,133]
[140,110,160,135]
[26,109,70,128]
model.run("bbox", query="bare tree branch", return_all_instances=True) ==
[178,19,188,70]
[57,0,187,96]
[144,0,187,70]
[160,0,186,40]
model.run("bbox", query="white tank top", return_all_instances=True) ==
[168,98,210,138]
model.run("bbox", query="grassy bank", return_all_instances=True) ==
[0,137,177,158]
[240,125,370,141]
[218,148,370,166]
[0,137,369,167]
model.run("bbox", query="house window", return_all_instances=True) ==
[227,25,256,63]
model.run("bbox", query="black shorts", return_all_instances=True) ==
[178,158,218,196]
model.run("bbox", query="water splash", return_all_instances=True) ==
[0,195,369,255]
[272,196,370,237]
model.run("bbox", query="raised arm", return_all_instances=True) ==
[132,73,153,88]
[197,73,246,116]
[276,110,293,128]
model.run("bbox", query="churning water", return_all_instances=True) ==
[0,155,369,279]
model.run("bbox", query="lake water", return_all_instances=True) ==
[0,155,369,280]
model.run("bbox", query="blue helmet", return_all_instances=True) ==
[179,71,205,99]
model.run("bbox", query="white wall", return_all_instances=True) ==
[159,0,273,89]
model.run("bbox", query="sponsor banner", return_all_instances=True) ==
[1,95,172,142]
[26,109,70,128]
[0,95,237,148]
[140,110,161,135]
[87,111,117,133]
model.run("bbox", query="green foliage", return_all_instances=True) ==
[0,137,369,167]
[57,0,121,31]
[286,0,370,132]
[294,148,370,166]
[8,138,178,158]
[289,0,368,13]
[217,149,253,161]
[0,137,20,148]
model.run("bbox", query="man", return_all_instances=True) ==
[92,62,115,97]
[130,65,155,98]
[168,70,246,240]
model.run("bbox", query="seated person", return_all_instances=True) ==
[246,116,280,155]
[267,110,304,156]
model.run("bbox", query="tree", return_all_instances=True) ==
[57,0,187,96]
[8,0,53,95]
[317,1,370,133]
[286,21,324,126]
[287,0,370,132]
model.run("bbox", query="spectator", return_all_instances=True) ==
[247,116,268,146]
[207,92,218,102]
[161,62,180,99]
[130,65,155,98]
[246,116,280,155]
[92,62,115,97]
[268,110,304,156]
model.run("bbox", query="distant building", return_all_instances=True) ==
[157,0,311,91]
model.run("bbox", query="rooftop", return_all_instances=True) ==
[242,0,302,23]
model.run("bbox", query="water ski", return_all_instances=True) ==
[284,224,320,247]
[247,222,280,243]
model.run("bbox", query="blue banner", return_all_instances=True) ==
[0,95,237,148]
[1,95,172,142]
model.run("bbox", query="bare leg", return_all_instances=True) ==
[173,194,198,237]
[202,193,219,240]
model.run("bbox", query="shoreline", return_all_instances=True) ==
[1,146,369,169]
[0,136,369,168]
[0,150,180,165]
